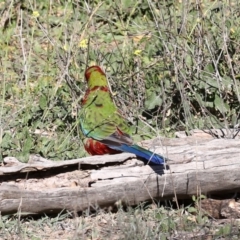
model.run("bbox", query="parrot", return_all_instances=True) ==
[79,66,165,165]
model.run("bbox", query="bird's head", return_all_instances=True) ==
[85,66,108,88]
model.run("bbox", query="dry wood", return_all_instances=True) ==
[0,130,240,215]
[175,128,240,139]
[0,153,135,175]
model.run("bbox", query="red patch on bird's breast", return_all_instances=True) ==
[85,66,105,81]
[84,138,121,155]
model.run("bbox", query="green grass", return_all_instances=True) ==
[0,0,240,238]
[1,0,240,162]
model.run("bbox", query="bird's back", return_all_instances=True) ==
[80,86,131,141]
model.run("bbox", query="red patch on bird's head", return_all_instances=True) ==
[85,66,105,81]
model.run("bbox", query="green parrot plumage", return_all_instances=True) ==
[80,66,165,164]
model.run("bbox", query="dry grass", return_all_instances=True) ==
[1,204,240,239]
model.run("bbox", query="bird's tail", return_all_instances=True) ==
[119,144,165,165]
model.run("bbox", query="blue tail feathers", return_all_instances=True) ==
[112,144,165,165]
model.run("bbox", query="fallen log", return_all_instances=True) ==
[0,130,240,215]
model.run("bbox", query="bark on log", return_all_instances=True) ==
[0,130,240,215]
